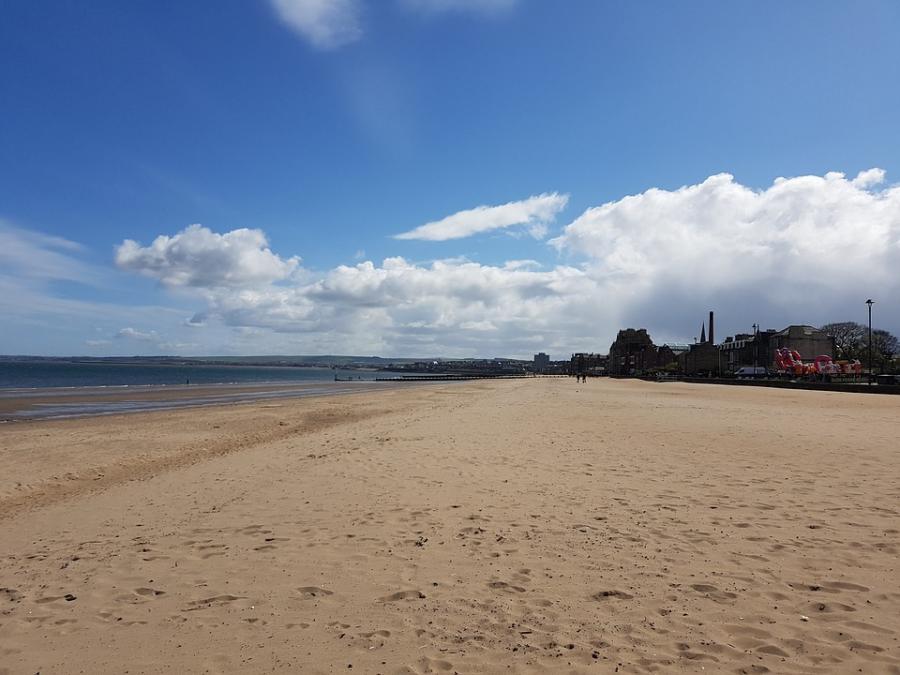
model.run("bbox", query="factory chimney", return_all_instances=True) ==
[708,311,715,344]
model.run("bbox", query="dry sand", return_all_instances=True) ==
[1,378,898,674]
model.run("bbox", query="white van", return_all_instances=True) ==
[734,366,768,379]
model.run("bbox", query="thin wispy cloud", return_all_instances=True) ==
[400,0,518,14]
[116,327,159,342]
[0,220,97,285]
[394,193,569,241]
[270,0,518,49]
[269,0,363,49]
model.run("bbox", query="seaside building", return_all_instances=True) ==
[607,328,678,375]
[719,324,834,372]
[570,352,607,376]
[677,311,722,376]
[719,332,766,372]
[533,352,550,373]
[663,343,692,359]
[772,325,834,360]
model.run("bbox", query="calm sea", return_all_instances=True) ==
[0,361,377,390]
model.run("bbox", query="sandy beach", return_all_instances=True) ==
[1,378,898,674]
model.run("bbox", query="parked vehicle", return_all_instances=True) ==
[734,366,768,378]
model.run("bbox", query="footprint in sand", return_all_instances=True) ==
[185,595,243,610]
[592,590,634,600]
[135,587,165,597]
[35,594,77,604]
[845,640,886,652]
[381,590,426,602]
[1,588,23,603]
[788,580,870,594]
[488,581,526,593]
[360,629,391,639]
[844,620,894,635]
[415,656,454,672]
[297,587,333,598]
[690,584,737,601]
[823,581,870,592]
[806,601,857,613]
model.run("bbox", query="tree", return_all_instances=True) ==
[820,322,866,360]
[869,329,899,374]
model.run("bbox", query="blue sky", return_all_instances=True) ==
[2,0,899,357]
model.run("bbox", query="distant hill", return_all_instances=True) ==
[190,355,431,366]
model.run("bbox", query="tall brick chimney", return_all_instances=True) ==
[708,310,715,344]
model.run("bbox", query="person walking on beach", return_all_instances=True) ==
[575,354,586,383]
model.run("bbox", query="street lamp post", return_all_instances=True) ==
[866,299,874,384]
[753,323,759,371]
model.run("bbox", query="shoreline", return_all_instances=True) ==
[0,379,428,421]
[1,378,898,673]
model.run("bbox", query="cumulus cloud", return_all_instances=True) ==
[269,0,362,49]
[115,169,900,357]
[115,224,300,289]
[852,168,885,189]
[551,168,900,341]
[395,193,568,241]
[115,226,604,356]
[204,256,603,356]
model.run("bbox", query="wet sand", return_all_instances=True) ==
[0,380,406,420]
[1,378,898,673]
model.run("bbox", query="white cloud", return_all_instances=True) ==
[269,0,518,51]
[269,0,362,49]
[114,228,603,356]
[395,193,568,241]
[115,224,300,289]
[117,327,159,342]
[0,243,203,356]
[551,168,900,341]
[113,327,196,354]
[202,256,602,356]
[852,167,885,189]
[112,169,900,357]
[0,220,95,284]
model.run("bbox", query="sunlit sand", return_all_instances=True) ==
[1,378,898,673]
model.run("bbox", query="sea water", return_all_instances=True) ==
[0,361,375,390]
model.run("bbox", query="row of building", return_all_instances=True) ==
[562,311,836,377]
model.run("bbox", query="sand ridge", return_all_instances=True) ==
[0,378,898,673]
